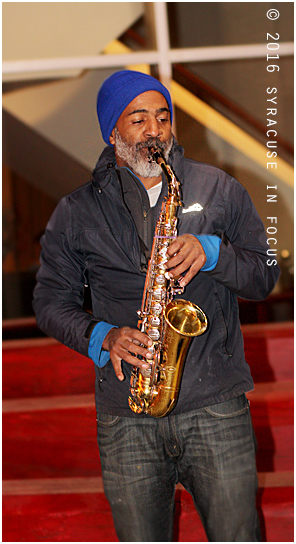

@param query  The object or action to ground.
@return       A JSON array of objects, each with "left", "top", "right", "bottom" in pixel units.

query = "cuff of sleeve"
[
  {"left": 194, "top": 234, "right": 222, "bottom": 271},
  {"left": 88, "top": 322, "right": 117, "bottom": 368}
]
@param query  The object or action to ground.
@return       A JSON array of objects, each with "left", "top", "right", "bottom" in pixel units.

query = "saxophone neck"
[{"left": 149, "top": 148, "right": 182, "bottom": 206}]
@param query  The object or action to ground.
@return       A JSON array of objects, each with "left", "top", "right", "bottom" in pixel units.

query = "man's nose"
[{"left": 144, "top": 117, "right": 161, "bottom": 138}]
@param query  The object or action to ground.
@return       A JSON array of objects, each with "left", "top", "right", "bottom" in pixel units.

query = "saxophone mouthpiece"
[{"left": 148, "top": 148, "right": 162, "bottom": 165}]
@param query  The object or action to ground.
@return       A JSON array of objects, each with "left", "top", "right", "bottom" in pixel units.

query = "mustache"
[{"left": 135, "top": 138, "right": 168, "bottom": 152}]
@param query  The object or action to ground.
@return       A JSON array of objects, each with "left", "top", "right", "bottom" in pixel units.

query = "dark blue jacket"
[{"left": 33, "top": 141, "right": 280, "bottom": 416}]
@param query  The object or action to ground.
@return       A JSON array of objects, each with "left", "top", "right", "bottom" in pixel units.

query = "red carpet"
[{"left": 2, "top": 322, "right": 294, "bottom": 541}]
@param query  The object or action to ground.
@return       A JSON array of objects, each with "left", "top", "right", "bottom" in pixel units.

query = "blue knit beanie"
[{"left": 97, "top": 70, "right": 173, "bottom": 145}]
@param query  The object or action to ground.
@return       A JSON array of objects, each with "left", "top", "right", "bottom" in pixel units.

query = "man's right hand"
[{"left": 102, "top": 327, "right": 153, "bottom": 381}]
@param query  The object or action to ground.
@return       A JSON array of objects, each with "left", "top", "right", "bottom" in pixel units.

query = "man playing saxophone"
[{"left": 33, "top": 70, "right": 280, "bottom": 541}]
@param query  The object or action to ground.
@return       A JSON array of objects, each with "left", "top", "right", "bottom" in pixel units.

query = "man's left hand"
[{"left": 165, "top": 234, "right": 206, "bottom": 288}]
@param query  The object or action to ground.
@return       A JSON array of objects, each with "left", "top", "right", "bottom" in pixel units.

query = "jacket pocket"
[{"left": 214, "top": 291, "right": 232, "bottom": 357}]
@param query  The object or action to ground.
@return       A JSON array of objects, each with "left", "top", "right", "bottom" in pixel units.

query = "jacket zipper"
[
  {"left": 143, "top": 210, "right": 148, "bottom": 249},
  {"left": 214, "top": 292, "right": 232, "bottom": 357}
]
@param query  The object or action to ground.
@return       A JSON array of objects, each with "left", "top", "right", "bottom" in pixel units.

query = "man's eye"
[
  {"left": 132, "top": 119, "right": 144, "bottom": 124},
  {"left": 158, "top": 117, "right": 168, "bottom": 123}
]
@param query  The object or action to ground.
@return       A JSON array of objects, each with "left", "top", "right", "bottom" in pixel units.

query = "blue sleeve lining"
[
  {"left": 194, "top": 234, "right": 222, "bottom": 271},
  {"left": 88, "top": 322, "right": 117, "bottom": 368}
]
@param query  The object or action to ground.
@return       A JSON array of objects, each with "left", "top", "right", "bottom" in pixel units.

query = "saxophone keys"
[
  {"left": 156, "top": 259, "right": 167, "bottom": 271},
  {"left": 152, "top": 287, "right": 165, "bottom": 301},
  {"left": 155, "top": 273, "right": 166, "bottom": 286},
  {"left": 148, "top": 315, "right": 160, "bottom": 327},
  {"left": 147, "top": 328, "right": 160, "bottom": 341},
  {"left": 147, "top": 344, "right": 155, "bottom": 355},
  {"left": 157, "top": 248, "right": 168, "bottom": 262},
  {"left": 140, "top": 367, "right": 152, "bottom": 378},
  {"left": 151, "top": 301, "right": 162, "bottom": 315}
]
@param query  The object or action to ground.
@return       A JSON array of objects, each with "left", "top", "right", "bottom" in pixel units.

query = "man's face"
[{"left": 109, "top": 90, "right": 173, "bottom": 178}]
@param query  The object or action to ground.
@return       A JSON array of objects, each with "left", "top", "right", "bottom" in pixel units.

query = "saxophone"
[{"left": 128, "top": 149, "right": 207, "bottom": 418}]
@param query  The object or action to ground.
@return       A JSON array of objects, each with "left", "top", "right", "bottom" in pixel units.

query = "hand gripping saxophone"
[{"left": 128, "top": 149, "right": 207, "bottom": 418}]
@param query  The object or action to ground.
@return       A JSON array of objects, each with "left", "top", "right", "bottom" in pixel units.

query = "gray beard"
[{"left": 114, "top": 128, "right": 173, "bottom": 178}]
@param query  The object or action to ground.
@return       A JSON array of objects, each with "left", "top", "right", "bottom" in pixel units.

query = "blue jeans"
[{"left": 97, "top": 395, "right": 261, "bottom": 542}]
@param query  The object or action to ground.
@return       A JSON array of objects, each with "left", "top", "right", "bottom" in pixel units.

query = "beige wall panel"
[
  {"left": 3, "top": 2, "right": 143, "bottom": 59},
  {"left": 3, "top": 68, "right": 113, "bottom": 170}
]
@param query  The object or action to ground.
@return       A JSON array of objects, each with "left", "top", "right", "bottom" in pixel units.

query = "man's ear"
[{"left": 109, "top": 128, "right": 116, "bottom": 146}]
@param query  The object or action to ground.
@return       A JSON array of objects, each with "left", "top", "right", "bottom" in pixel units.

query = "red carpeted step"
[
  {"left": 2, "top": 407, "right": 101, "bottom": 480},
  {"left": 249, "top": 391, "right": 294, "bottom": 427},
  {"left": 256, "top": 486, "right": 294, "bottom": 542},
  {"left": 243, "top": 322, "right": 293, "bottom": 383},
  {"left": 247, "top": 381, "right": 294, "bottom": 473},
  {"left": 2, "top": 340, "right": 95, "bottom": 400},
  {"left": 2, "top": 493, "right": 118, "bottom": 542},
  {"left": 255, "top": 424, "right": 294, "bottom": 473}
]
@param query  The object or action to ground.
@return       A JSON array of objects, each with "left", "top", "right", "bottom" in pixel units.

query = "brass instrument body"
[{"left": 128, "top": 150, "right": 207, "bottom": 418}]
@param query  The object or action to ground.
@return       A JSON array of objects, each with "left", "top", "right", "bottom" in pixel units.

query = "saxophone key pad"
[
  {"left": 155, "top": 274, "right": 166, "bottom": 286},
  {"left": 147, "top": 327, "right": 160, "bottom": 341},
  {"left": 151, "top": 302, "right": 162, "bottom": 315},
  {"left": 148, "top": 315, "right": 160, "bottom": 327},
  {"left": 152, "top": 287, "right": 165, "bottom": 301}
]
